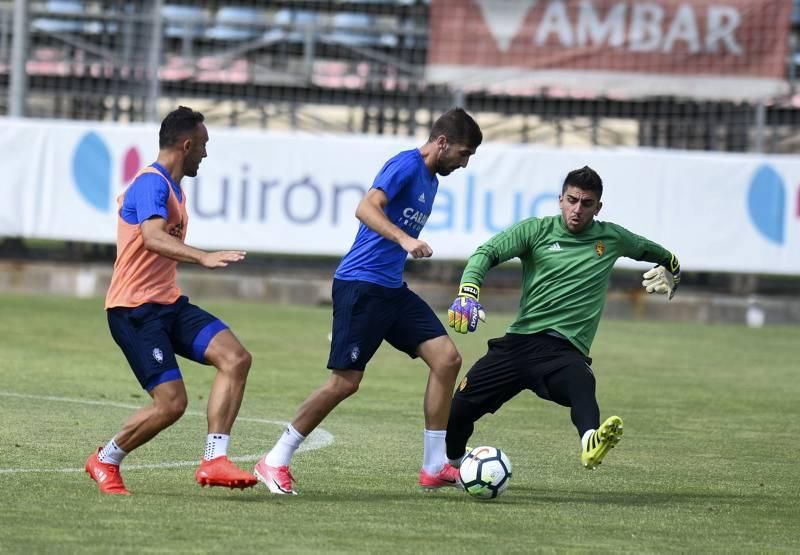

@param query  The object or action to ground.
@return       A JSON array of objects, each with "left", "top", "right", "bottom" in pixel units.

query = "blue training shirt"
[
  {"left": 335, "top": 149, "right": 438, "bottom": 288},
  {"left": 119, "top": 162, "right": 183, "bottom": 225}
]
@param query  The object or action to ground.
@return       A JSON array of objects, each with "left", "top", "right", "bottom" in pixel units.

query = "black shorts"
[
  {"left": 327, "top": 279, "right": 447, "bottom": 371},
  {"left": 107, "top": 296, "right": 228, "bottom": 391},
  {"left": 454, "top": 332, "right": 593, "bottom": 413}
]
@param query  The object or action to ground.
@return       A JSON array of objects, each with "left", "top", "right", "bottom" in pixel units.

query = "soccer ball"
[{"left": 458, "top": 446, "right": 512, "bottom": 500}]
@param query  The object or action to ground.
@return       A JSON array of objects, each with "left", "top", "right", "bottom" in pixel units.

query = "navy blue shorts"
[
  {"left": 107, "top": 295, "right": 228, "bottom": 391},
  {"left": 327, "top": 279, "right": 447, "bottom": 371}
]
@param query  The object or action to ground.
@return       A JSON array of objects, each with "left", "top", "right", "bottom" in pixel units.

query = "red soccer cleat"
[
  {"left": 85, "top": 448, "right": 131, "bottom": 495},
  {"left": 418, "top": 463, "right": 461, "bottom": 490},
  {"left": 195, "top": 456, "right": 258, "bottom": 489}
]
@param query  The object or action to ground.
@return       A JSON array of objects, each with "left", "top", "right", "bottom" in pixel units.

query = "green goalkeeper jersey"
[{"left": 461, "top": 215, "right": 675, "bottom": 355}]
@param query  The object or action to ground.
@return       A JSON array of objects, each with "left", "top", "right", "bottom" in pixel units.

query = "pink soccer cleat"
[
  {"left": 253, "top": 457, "right": 298, "bottom": 495},
  {"left": 418, "top": 463, "right": 461, "bottom": 490}
]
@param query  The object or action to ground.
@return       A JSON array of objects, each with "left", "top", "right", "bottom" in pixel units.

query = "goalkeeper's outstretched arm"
[{"left": 449, "top": 218, "right": 538, "bottom": 333}]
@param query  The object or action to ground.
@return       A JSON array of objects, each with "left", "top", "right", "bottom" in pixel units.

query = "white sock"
[
  {"left": 265, "top": 424, "right": 305, "bottom": 467},
  {"left": 448, "top": 450, "right": 467, "bottom": 468},
  {"left": 422, "top": 429, "right": 447, "bottom": 474},
  {"left": 204, "top": 433, "right": 229, "bottom": 461},
  {"left": 581, "top": 429, "right": 595, "bottom": 451},
  {"left": 98, "top": 438, "right": 127, "bottom": 466}
]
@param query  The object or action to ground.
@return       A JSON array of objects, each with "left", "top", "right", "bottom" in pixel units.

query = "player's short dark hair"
[
  {"left": 562, "top": 166, "right": 603, "bottom": 199},
  {"left": 159, "top": 106, "right": 205, "bottom": 149},
  {"left": 429, "top": 108, "right": 482, "bottom": 149}
]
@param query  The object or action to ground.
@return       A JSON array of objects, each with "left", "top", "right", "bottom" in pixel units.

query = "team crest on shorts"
[
  {"left": 458, "top": 377, "right": 468, "bottom": 391},
  {"left": 350, "top": 346, "right": 360, "bottom": 362},
  {"left": 595, "top": 240, "right": 605, "bottom": 257},
  {"left": 152, "top": 348, "right": 164, "bottom": 364}
]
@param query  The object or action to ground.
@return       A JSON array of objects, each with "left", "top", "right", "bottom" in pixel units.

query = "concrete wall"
[{"left": 1, "top": 261, "right": 798, "bottom": 326}]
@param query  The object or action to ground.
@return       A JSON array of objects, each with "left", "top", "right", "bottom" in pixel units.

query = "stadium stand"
[{"left": 0, "top": 0, "right": 795, "bottom": 152}]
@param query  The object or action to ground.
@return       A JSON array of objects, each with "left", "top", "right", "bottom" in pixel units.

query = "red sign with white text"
[{"left": 427, "top": 0, "right": 792, "bottom": 99}]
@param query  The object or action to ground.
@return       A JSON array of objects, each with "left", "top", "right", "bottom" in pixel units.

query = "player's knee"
[
  {"left": 449, "top": 351, "right": 463, "bottom": 373},
  {"left": 334, "top": 379, "right": 359, "bottom": 399},
  {"left": 157, "top": 394, "right": 187, "bottom": 424},
  {"left": 432, "top": 350, "right": 462, "bottom": 379},
  {"left": 218, "top": 347, "right": 252, "bottom": 379},
  {"left": 234, "top": 348, "right": 253, "bottom": 375},
  {"left": 328, "top": 373, "right": 360, "bottom": 399}
]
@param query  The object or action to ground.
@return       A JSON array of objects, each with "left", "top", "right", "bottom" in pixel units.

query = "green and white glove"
[{"left": 642, "top": 255, "right": 681, "bottom": 300}]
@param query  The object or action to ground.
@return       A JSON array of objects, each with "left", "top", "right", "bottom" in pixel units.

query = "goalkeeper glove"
[
  {"left": 642, "top": 255, "right": 681, "bottom": 300},
  {"left": 448, "top": 283, "right": 486, "bottom": 334}
]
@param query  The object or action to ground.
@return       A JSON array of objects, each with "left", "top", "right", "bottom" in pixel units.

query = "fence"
[{"left": 1, "top": 0, "right": 799, "bottom": 153}]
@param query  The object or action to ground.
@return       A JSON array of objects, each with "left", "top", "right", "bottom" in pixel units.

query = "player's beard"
[
  {"left": 436, "top": 160, "right": 456, "bottom": 176},
  {"left": 184, "top": 160, "right": 200, "bottom": 177}
]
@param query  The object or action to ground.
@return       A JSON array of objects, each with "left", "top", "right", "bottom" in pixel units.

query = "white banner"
[{"left": 1, "top": 118, "right": 799, "bottom": 275}]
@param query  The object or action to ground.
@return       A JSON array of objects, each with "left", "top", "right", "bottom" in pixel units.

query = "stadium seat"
[
  {"left": 323, "top": 12, "right": 398, "bottom": 48},
  {"left": 161, "top": 4, "right": 207, "bottom": 40},
  {"left": 32, "top": 0, "right": 85, "bottom": 34},
  {"left": 272, "top": 9, "right": 320, "bottom": 44},
  {"left": 205, "top": 7, "right": 266, "bottom": 41}
]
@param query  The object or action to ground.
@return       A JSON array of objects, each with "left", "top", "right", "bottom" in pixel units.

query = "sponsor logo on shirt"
[
  {"left": 546, "top": 242, "right": 562, "bottom": 251},
  {"left": 418, "top": 192, "right": 426, "bottom": 203},
  {"left": 400, "top": 207, "right": 429, "bottom": 232}
]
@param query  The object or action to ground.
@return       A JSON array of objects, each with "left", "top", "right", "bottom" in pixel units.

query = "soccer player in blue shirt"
[{"left": 255, "top": 108, "right": 483, "bottom": 494}]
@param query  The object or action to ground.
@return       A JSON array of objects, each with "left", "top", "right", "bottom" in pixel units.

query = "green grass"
[{"left": 0, "top": 293, "right": 798, "bottom": 553}]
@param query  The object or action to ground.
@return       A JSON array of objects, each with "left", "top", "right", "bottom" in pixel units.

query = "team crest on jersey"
[
  {"left": 595, "top": 240, "right": 605, "bottom": 257},
  {"left": 350, "top": 346, "right": 360, "bottom": 362},
  {"left": 458, "top": 377, "right": 468, "bottom": 391},
  {"left": 152, "top": 348, "right": 164, "bottom": 363}
]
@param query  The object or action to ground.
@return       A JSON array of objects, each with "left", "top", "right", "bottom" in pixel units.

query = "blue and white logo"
[
  {"left": 350, "top": 346, "right": 360, "bottom": 362},
  {"left": 71, "top": 131, "right": 141, "bottom": 213},
  {"left": 152, "top": 348, "right": 164, "bottom": 364},
  {"left": 747, "top": 165, "right": 787, "bottom": 245}
]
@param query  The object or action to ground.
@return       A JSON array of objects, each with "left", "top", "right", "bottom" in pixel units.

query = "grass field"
[{"left": 1, "top": 293, "right": 798, "bottom": 553}]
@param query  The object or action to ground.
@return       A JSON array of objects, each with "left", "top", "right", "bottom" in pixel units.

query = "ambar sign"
[{"left": 429, "top": 0, "right": 791, "bottom": 77}]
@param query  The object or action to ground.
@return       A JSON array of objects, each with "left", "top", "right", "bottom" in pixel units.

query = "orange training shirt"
[{"left": 105, "top": 166, "right": 188, "bottom": 309}]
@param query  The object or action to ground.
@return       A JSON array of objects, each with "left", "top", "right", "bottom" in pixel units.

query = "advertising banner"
[
  {"left": 427, "top": 0, "right": 792, "bottom": 100},
  {"left": 1, "top": 118, "right": 799, "bottom": 274}
]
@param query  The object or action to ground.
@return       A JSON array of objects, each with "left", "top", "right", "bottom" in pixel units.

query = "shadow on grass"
[
  {"left": 502, "top": 484, "right": 754, "bottom": 506},
  {"left": 126, "top": 483, "right": 758, "bottom": 508}
]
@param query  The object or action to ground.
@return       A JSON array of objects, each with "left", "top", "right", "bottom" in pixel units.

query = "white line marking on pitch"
[{"left": 0, "top": 391, "right": 334, "bottom": 474}]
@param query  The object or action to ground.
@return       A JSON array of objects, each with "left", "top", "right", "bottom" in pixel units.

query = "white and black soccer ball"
[{"left": 458, "top": 446, "right": 512, "bottom": 500}]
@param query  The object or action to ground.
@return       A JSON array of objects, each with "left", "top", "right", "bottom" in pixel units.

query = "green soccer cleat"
[{"left": 581, "top": 415, "right": 624, "bottom": 470}]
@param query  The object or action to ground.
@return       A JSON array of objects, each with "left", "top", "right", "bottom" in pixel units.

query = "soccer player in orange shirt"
[{"left": 84, "top": 106, "right": 257, "bottom": 494}]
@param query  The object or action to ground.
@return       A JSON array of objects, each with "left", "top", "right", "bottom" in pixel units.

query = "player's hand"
[
  {"left": 202, "top": 250, "right": 246, "bottom": 269},
  {"left": 448, "top": 283, "right": 486, "bottom": 333},
  {"left": 642, "top": 263, "right": 680, "bottom": 300},
  {"left": 400, "top": 237, "right": 433, "bottom": 259}
]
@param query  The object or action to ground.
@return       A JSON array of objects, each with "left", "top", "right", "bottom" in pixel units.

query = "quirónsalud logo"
[
  {"left": 72, "top": 132, "right": 140, "bottom": 212},
  {"left": 746, "top": 165, "right": 798, "bottom": 245}
]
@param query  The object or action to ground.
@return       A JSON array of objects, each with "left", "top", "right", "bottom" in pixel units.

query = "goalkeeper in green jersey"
[{"left": 446, "top": 166, "right": 680, "bottom": 470}]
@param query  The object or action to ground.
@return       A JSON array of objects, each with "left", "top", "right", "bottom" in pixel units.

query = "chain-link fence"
[{"left": 1, "top": 0, "right": 799, "bottom": 151}]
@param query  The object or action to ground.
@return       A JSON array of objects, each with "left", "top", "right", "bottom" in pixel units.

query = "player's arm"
[
  {"left": 140, "top": 217, "right": 245, "bottom": 269},
  {"left": 355, "top": 188, "right": 432, "bottom": 259},
  {"left": 449, "top": 219, "right": 539, "bottom": 333},
  {"left": 617, "top": 226, "right": 681, "bottom": 300}
]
